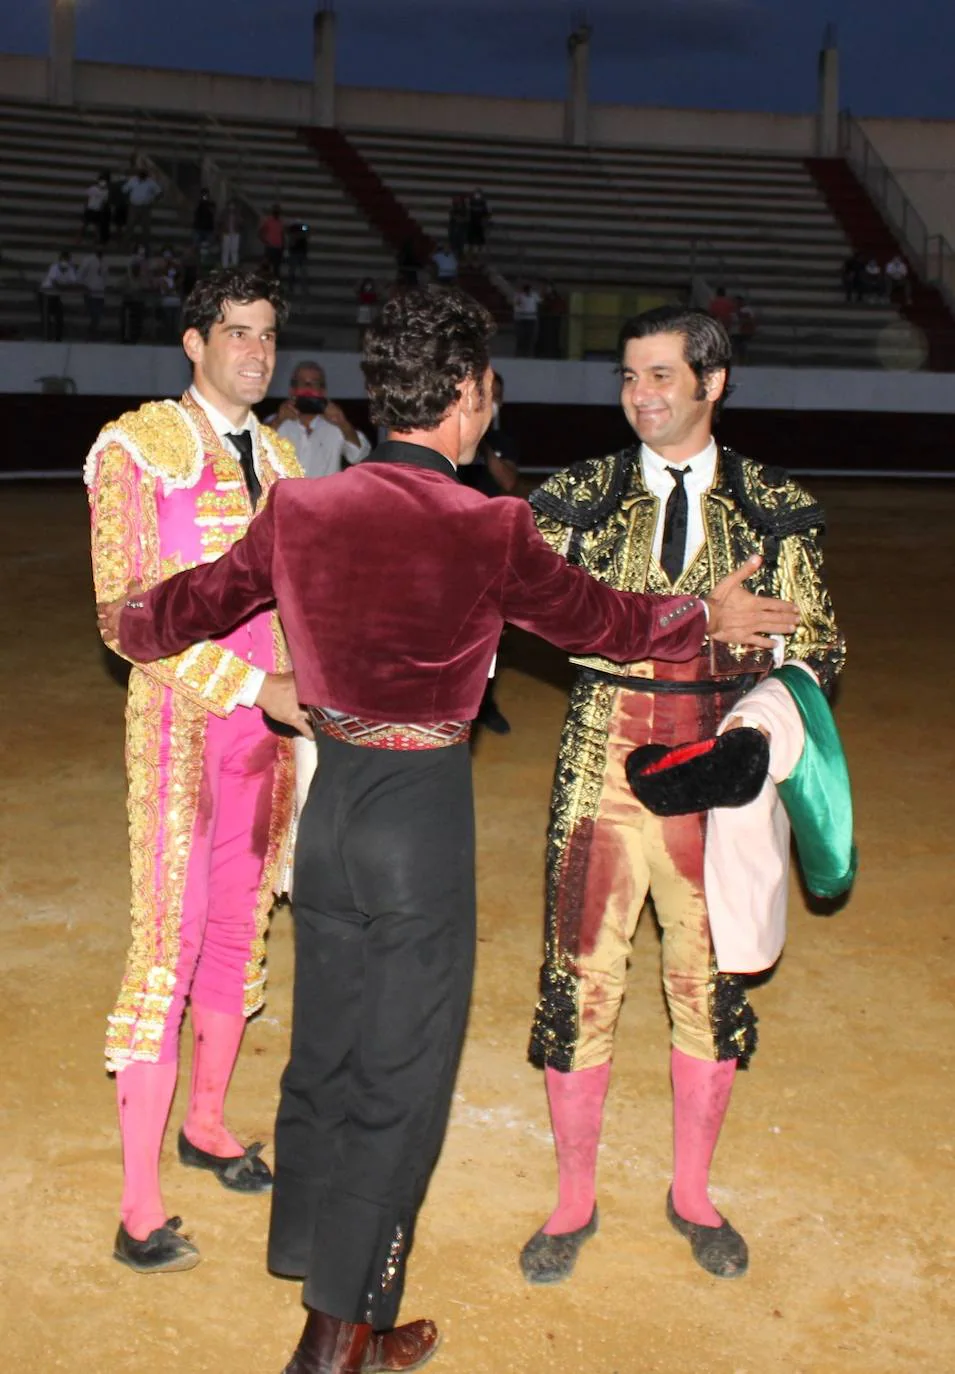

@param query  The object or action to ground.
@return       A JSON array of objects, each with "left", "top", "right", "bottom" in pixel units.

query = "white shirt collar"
[
  {"left": 640, "top": 437, "right": 718, "bottom": 492},
  {"left": 189, "top": 384, "right": 258, "bottom": 443}
]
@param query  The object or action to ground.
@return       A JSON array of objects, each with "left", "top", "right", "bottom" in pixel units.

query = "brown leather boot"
[
  {"left": 363, "top": 1319, "right": 441, "bottom": 1372},
  {"left": 282, "top": 1309, "right": 371, "bottom": 1374}
]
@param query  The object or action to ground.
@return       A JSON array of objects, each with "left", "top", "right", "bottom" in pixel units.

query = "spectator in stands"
[
  {"left": 431, "top": 241, "right": 459, "bottom": 284},
  {"left": 862, "top": 256, "right": 885, "bottom": 302},
  {"left": 466, "top": 187, "right": 491, "bottom": 262},
  {"left": 286, "top": 220, "right": 310, "bottom": 297},
  {"left": 259, "top": 204, "right": 286, "bottom": 278},
  {"left": 108, "top": 170, "right": 130, "bottom": 242},
  {"left": 731, "top": 297, "right": 757, "bottom": 364},
  {"left": 885, "top": 253, "right": 912, "bottom": 305},
  {"left": 155, "top": 246, "right": 182, "bottom": 343},
  {"left": 513, "top": 281, "right": 542, "bottom": 357},
  {"left": 193, "top": 188, "right": 216, "bottom": 253},
  {"left": 448, "top": 194, "right": 469, "bottom": 259},
  {"left": 124, "top": 166, "right": 163, "bottom": 252},
  {"left": 39, "top": 250, "right": 77, "bottom": 341},
  {"left": 356, "top": 277, "right": 379, "bottom": 345},
  {"left": 81, "top": 174, "right": 111, "bottom": 245},
  {"left": 537, "top": 279, "right": 567, "bottom": 358},
  {"left": 219, "top": 197, "right": 243, "bottom": 268},
  {"left": 271, "top": 359, "right": 372, "bottom": 477},
  {"left": 396, "top": 238, "right": 420, "bottom": 288},
  {"left": 707, "top": 285, "right": 737, "bottom": 330},
  {"left": 841, "top": 250, "right": 865, "bottom": 303},
  {"left": 121, "top": 250, "right": 148, "bottom": 344},
  {"left": 78, "top": 248, "right": 109, "bottom": 340}
]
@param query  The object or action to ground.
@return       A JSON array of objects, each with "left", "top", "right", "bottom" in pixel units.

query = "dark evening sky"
[{"left": 2, "top": 1, "right": 951, "bottom": 120}]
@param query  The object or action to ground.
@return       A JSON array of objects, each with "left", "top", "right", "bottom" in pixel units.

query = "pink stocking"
[
  {"left": 542, "top": 1062, "right": 611, "bottom": 1235},
  {"left": 182, "top": 1004, "right": 246, "bottom": 1158},
  {"left": 670, "top": 1047, "right": 737, "bottom": 1227},
  {"left": 117, "top": 1060, "right": 178, "bottom": 1240}
]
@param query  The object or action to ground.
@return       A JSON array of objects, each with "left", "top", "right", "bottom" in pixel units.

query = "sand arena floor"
[{"left": 1, "top": 479, "right": 953, "bottom": 1374}]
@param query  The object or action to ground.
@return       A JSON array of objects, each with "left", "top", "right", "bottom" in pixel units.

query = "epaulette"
[
  {"left": 84, "top": 399, "right": 203, "bottom": 489},
  {"left": 530, "top": 447, "right": 639, "bottom": 529},
  {"left": 721, "top": 448, "right": 826, "bottom": 539},
  {"left": 258, "top": 424, "right": 303, "bottom": 479}
]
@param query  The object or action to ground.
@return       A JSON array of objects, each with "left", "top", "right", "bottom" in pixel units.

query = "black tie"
[
  {"left": 660, "top": 465, "right": 690, "bottom": 584},
  {"left": 228, "top": 431, "right": 261, "bottom": 509}
]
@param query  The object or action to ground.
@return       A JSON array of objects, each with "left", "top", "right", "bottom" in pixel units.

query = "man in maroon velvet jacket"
[{"left": 100, "top": 287, "right": 797, "bottom": 1374}]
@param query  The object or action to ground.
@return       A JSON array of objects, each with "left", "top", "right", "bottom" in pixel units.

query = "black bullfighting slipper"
[
  {"left": 626, "top": 727, "right": 769, "bottom": 816},
  {"left": 666, "top": 1189, "right": 748, "bottom": 1279},
  {"left": 518, "top": 1206, "right": 599, "bottom": 1284},
  {"left": 177, "top": 1128, "right": 273, "bottom": 1193},
  {"left": 113, "top": 1215, "right": 200, "bottom": 1274}
]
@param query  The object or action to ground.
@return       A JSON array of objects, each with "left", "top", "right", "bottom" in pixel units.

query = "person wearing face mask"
[
  {"left": 520, "top": 305, "right": 845, "bottom": 1287},
  {"left": 85, "top": 267, "right": 304, "bottom": 1276},
  {"left": 272, "top": 360, "right": 372, "bottom": 479}
]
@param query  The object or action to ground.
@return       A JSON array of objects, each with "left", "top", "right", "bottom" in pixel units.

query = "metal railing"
[{"left": 839, "top": 109, "right": 955, "bottom": 311}]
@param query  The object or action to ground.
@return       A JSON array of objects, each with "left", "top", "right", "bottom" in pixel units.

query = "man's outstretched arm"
[{"left": 99, "top": 483, "right": 280, "bottom": 661}]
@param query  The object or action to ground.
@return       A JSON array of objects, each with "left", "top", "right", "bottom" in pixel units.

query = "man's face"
[
  {"left": 186, "top": 298, "right": 277, "bottom": 412},
  {"left": 290, "top": 365, "right": 326, "bottom": 400},
  {"left": 458, "top": 364, "right": 495, "bottom": 465},
  {"left": 618, "top": 331, "right": 721, "bottom": 454}
]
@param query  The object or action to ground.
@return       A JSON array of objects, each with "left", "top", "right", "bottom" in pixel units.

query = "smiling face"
[
  {"left": 618, "top": 330, "right": 724, "bottom": 462},
  {"left": 183, "top": 298, "right": 278, "bottom": 424}
]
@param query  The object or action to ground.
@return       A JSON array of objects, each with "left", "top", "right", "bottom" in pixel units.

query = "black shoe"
[
  {"left": 666, "top": 1188, "right": 748, "bottom": 1278},
  {"left": 113, "top": 1216, "right": 200, "bottom": 1273},
  {"left": 177, "top": 1128, "right": 273, "bottom": 1193},
  {"left": 518, "top": 1206, "right": 598, "bottom": 1284},
  {"left": 477, "top": 700, "right": 511, "bottom": 735}
]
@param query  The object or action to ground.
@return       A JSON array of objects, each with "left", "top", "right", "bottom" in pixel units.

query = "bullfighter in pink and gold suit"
[{"left": 86, "top": 269, "right": 304, "bottom": 1274}]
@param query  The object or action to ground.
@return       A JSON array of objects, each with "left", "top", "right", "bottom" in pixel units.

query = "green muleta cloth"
[{"left": 771, "top": 664, "right": 858, "bottom": 899}]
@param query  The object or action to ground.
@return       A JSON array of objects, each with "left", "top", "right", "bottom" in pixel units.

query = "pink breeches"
[{"left": 155, "top": 707, "right": 281, "bottom": 1062}]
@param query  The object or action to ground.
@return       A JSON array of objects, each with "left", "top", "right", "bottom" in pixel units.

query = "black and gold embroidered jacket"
[{"left": 530, "top": 444, "right": 846, "bottom": 692}]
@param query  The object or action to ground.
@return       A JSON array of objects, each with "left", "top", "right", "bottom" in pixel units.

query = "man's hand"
[
  {"left": 323, "top": 401, "right": 360, "bottom": 446},
  {"left": 255, "top": 672, "right": 315, "bottom": 739},
  {"left": 275, "top": 399, "right": 300, "bottom": 426},
  {"left": 704, "top": 555, "right": 799, "bottom": 648},
  {"left": 96, "top": 579, "right": 143, "bottom": 649}
]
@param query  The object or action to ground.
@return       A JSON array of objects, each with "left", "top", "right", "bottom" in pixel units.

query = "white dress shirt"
[
  {"left": 640, "top": 438, "right": 718, "bottom": 576},
  {"left": 188, "top": 385, "right": 267, "bottom": 707},
  {"left": 275, "top": 414, "right": 371, "bottom": 478}
]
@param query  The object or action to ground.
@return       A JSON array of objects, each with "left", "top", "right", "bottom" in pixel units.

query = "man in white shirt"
[
  {"left": 123, "top": 167, "right": 163, "bottom": 251},
  {"left": 884, "top": 253, "right": 911, "bottom": 304},
  {"left": 520, "top": 305, "right": 845, "bottom": 1287},
  {"left": 40, "top": 250, "right": 77, "bottom": 340},
  {"left": 86, "top": 266, "right": 306, "bottom": 1276},
  {"left": 431, "top": 242, "right": 458, "bottom": 284},
  {"left": 78, "top": 249, "right": 109, "bottom": 340},
  {"left": 272, "top": 359, "right": 372, "bottom": 478},
  {"left": 513, "top": 282, "right": 541, "bottom": 357}
]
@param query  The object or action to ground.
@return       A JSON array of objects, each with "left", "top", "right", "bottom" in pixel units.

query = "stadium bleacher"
[{"left": 0, "top": 95, "right": 917, "bottom": 365}]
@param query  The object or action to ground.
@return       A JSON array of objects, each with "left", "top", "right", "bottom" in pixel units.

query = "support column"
[
  {"left": 815, "top": 22, "right": 839, "bottom": 157},
  {"left": 49, "top": 0, "right": 75, "bottom": 106},
  {"left": 312, "top": 5, "right": 337, "bottom": 128},
  {"left": 564, "top": 20, "right": 591, "bottom": 148}
]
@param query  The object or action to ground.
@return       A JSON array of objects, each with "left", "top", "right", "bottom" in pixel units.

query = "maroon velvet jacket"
[{"left": 118, "top": 442, "right": 707, "bottom": 723}]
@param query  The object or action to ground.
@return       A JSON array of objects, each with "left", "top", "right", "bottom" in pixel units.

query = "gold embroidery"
[{"left": 244, "top": 736, "right": 296, "bottom": 1014}]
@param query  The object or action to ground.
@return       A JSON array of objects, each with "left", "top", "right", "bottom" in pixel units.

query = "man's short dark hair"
[
  {"left": 182, "top": 267, "right": 289, "bottom": 341},
  {"left": 617, "top": 305, "right": 734, "bottom": 413},
  {"left": 362, "top": 285, "right": 495, "bottom": 431}
]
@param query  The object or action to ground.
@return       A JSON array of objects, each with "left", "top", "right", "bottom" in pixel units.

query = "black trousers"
[{"left": 268, "top": 736, "right": 476, "bottom": 1328}]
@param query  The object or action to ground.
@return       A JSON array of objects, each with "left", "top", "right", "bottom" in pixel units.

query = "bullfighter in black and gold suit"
[{"left": 520, "top": 307, "right": 845, "bottom": 1285}]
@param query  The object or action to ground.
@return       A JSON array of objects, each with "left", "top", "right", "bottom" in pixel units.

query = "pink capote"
[{"left": 705, "top": 669, "right": 814, "bottom": 974}]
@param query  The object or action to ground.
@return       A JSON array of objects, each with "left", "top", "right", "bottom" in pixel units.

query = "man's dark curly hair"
[
  {"left": 362, "top": 285, "right": 496, "bottom": 431},
  {"left": 617, "top": 305, "right": 735, "bottom": 417},
  {"left": 182, "top": 266, "right": 289, "bottom": 341}
]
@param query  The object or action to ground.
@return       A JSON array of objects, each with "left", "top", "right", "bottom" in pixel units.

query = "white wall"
[
  {"left": 3, "top": 341, "right": 953, "bottom": 414},
  {"left": 862, "top": 118, "right": 955, "bottom": 250}
]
